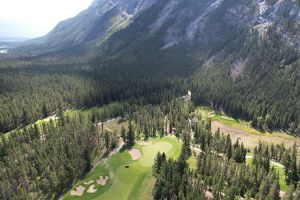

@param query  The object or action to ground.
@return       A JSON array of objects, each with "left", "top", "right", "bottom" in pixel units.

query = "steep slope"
[
  {"left": 95, "top": 0, "right": 300, "bottom": 132},
  {"left": 15, "top": 0, "right": 158, "bottom": 54}
]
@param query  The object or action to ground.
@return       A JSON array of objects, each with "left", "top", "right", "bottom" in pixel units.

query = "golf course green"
[{"left": 63, "top": 136, "right": 182, "bottom": 200}]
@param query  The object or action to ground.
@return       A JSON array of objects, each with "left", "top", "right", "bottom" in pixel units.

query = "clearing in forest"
[
  {"left": 63, "top": 136, "right": 181, "bottom": 200},
  {"left": 246, "top": 155, "right": 288, "bottom": 191},
  {"left": 196, "top": 107, "right": 300, "bottom": 150}
]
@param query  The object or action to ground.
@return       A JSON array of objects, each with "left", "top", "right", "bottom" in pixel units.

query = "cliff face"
[{"left": 145, "top": 0, "right": 300, "bottom": 50}]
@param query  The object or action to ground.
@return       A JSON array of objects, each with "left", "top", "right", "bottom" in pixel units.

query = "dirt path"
[
  {"left": 42, "top": 115, "right": 58, "bottom": 122},
  {"left": 246, "top": 155, "right": 285, "bottom": 169},
  {"left": 211, "top": 121, "right": 300, "bottom": 149}
]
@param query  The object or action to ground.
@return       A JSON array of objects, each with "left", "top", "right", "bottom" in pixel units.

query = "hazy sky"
[{"left": 0, "top": 0, "right": 94, "bottom": 38}]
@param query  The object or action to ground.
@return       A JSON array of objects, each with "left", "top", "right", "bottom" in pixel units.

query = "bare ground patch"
[
  {"left": 43, "top": 115, "right": 58, "bottom": 122},
  {"left": 212, "top": 121, "right": 300, "bottom": 150},
  {"left": 84, "top": 180, "right": 94, "bottom": 185},
  {"left": 87, "top": 184, "right": 97, "bottom": 193},
  {"left": 128, "top": 148, "right": 142, "bottom": 160},
  {"left": 70, "top": 185, "right": 85, "bottom": 196},
  {"left": 97, "top": 176, "right": 109, "bottom": 186}
]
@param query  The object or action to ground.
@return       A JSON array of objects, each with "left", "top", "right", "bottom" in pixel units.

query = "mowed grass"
[
  {"left": 246, "top": 156, "right": 288, "bottom": 191},
  {"left": 187, "top": 156, "right": 197, "bottom": 170},
  {"left": 63, "top": 136, "right": 182, "bottom": 200}
]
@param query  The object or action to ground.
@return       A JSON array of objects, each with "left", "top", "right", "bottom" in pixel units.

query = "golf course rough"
[{"left": 63, "top": 136, "right": 182, "bottom": 200}]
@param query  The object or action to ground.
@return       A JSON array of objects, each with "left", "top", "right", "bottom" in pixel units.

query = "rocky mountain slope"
[
  {"left": 15, "top": 0, "right": 300, "bottom": 54},
  {"left": 16, "top": 0, "right": 158, "bottom": 54}
]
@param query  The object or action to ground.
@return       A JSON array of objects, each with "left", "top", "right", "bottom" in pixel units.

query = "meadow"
[{"left": 196, "top": 107, "right": 300, "bottom": 149}]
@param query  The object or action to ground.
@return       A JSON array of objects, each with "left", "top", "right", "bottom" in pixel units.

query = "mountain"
[
  {"left": 16, "top": 0, "right": 300, "bottom": 53},
  {"left": 15, "top": 0, "right": 158, "bottom": 54},
  {"left": 10, "top": 0, "right": 300, "bottom": 131}
]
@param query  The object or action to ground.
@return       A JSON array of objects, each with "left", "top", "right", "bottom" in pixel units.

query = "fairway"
[{"left": 63, "top": 136, "right": 181, "bottom": 200}]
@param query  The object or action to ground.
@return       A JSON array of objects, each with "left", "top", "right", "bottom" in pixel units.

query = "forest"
[
  {"left": 0, "top": 20, "right": 299, "bottom": 136},
  {"left": 1, "top": 95, "right": 300, "bottom": 199},
  {"left": 0, "top": 0, "right": 300, "bottom": 198}
]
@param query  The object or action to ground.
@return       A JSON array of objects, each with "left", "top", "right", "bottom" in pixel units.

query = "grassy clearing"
[
  {"left": 65, "top": 107, "right": 95, "bottom": 120},
  {"left": 2, "top": 105, "right": 126, "bottom": 138},
  {"left": 63, "top": 136, "right": 182, "bottom": 200},
  {"left": 187, "top": 156, "right": 197, "bottom": 170},
  {"left": 196, "top": 106, "right": 300, "bottom": 151},
  {"left": 246, "top": 156, "right": 288, "bottom": 191},
  {"left": 272, "top": 164, "right": 288, "bottom": 191},
  {"left": 196, "top": 107, "right": 262, "bottom": 135},
  {"left": 105, "top": 119, "right": 128, "bottom": 133},
  {"left": 196, "top": 107, "right": 292, "bottom": 137}
]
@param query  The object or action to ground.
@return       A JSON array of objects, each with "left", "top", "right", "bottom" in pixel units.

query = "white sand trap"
[
  {"left": 70, "top": 185, "right": 85, "bottom": 196},
  {"left": 84, "top": 180, "right": 94, "bottom": 185},
  {"left": 138, "top": 141, "right": 152, "bottom": 146},
  {"left": 128, "top": 148, "right": 142, "bottom": 160},
  {"left": 87, "top": 184, "right": 97, "bottom": 193},
  {"left": 97, "top": 176, "right": 109, "bottom": 186}
]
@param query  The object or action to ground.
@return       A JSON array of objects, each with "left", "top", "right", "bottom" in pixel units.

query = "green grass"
[
  {"left": 65, "top": 107, "right": 95, "bottom": 119},
  {"left": 187, "top": 156, "right": 197, "bottom": 170},
  {"left": 139, "top": 142, "right": 173, "bottom": 167},
  {"left": 2, "top": 105, "right": 126, "bottom": 139},
  {"left": 105, "top": 120, "right": 128, "bottom": 133},
  {"left": 246, "top": 155, "right": 288, "bottom": 191},
  {"left": 196, "top": 106, "right": 292, "bottom": 138},
  {"left": 271, "top": 163, "right": 288, "bottom": 191},
  {"left": 63, "top": 136, "right": 182, "bottom": 200}
]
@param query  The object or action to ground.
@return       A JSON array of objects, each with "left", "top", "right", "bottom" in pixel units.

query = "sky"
[{"left": 0, "top": 0, "right": 94, "bottom": 38}]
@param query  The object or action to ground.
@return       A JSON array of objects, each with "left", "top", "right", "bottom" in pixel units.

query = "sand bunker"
[
  {"left": 87, "top": 184, "right": 97, "bottom": 193},
  {"left": 84, "top": 180, "right": 94, "bottom": 185},
  {"left": 70, "top": 185, "right": 85, "bottom": 196},
  {"left": 97, "top": 176, "right": 109, "bottom": 186},
  {"left": 128, "top": 148, "right": 142, "bottom": 160},
  {"left": 138, "top": 141, "right": 152, "bottom": 146}
]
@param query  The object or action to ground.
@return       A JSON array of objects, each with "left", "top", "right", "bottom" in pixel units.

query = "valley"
[{"left": 1, "top": 0, "right": 300, "bottom": 199}]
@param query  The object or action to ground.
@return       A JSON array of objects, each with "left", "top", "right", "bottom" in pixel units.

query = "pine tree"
[
  {"left": 226, "top": 134, "right": 232, "bottom": 159},
  {"left": 42, "top": 103, "right": 49, "bottom": 118},
  {"left": 127, "top": 120, "right": 135, "bottom": 146},
  {"left": 267, "top": 181, "right": 280, "bottom": 200},
  {"left": 153, "top": 152, "right": 162, "bottom": 177},
  {"left": 121, "top": 125, "right": 126, "bottom": 142},
  {"left": 57, "top": 103, "right": 65, "bottom": 127},
  {"left": 287, "top": 144, "right": 299, "bottom": 185}
]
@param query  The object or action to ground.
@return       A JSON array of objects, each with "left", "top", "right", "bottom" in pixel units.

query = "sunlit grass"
[
  {"left": 196, "top": 106, "right": 292, "bottom": 138},
  {"left": 246, "top": 155, "right": 288, "bottom": 191},
  {"left": 64, "top": 136, "right": 182, "bottom": 200}
]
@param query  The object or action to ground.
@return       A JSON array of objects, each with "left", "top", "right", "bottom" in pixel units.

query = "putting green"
[
  {"left": 140, "top": 142, "right": 172, "bottom": 166},
  {"left": 63, "top": 136, "right": 181, "bottom": 200}
]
